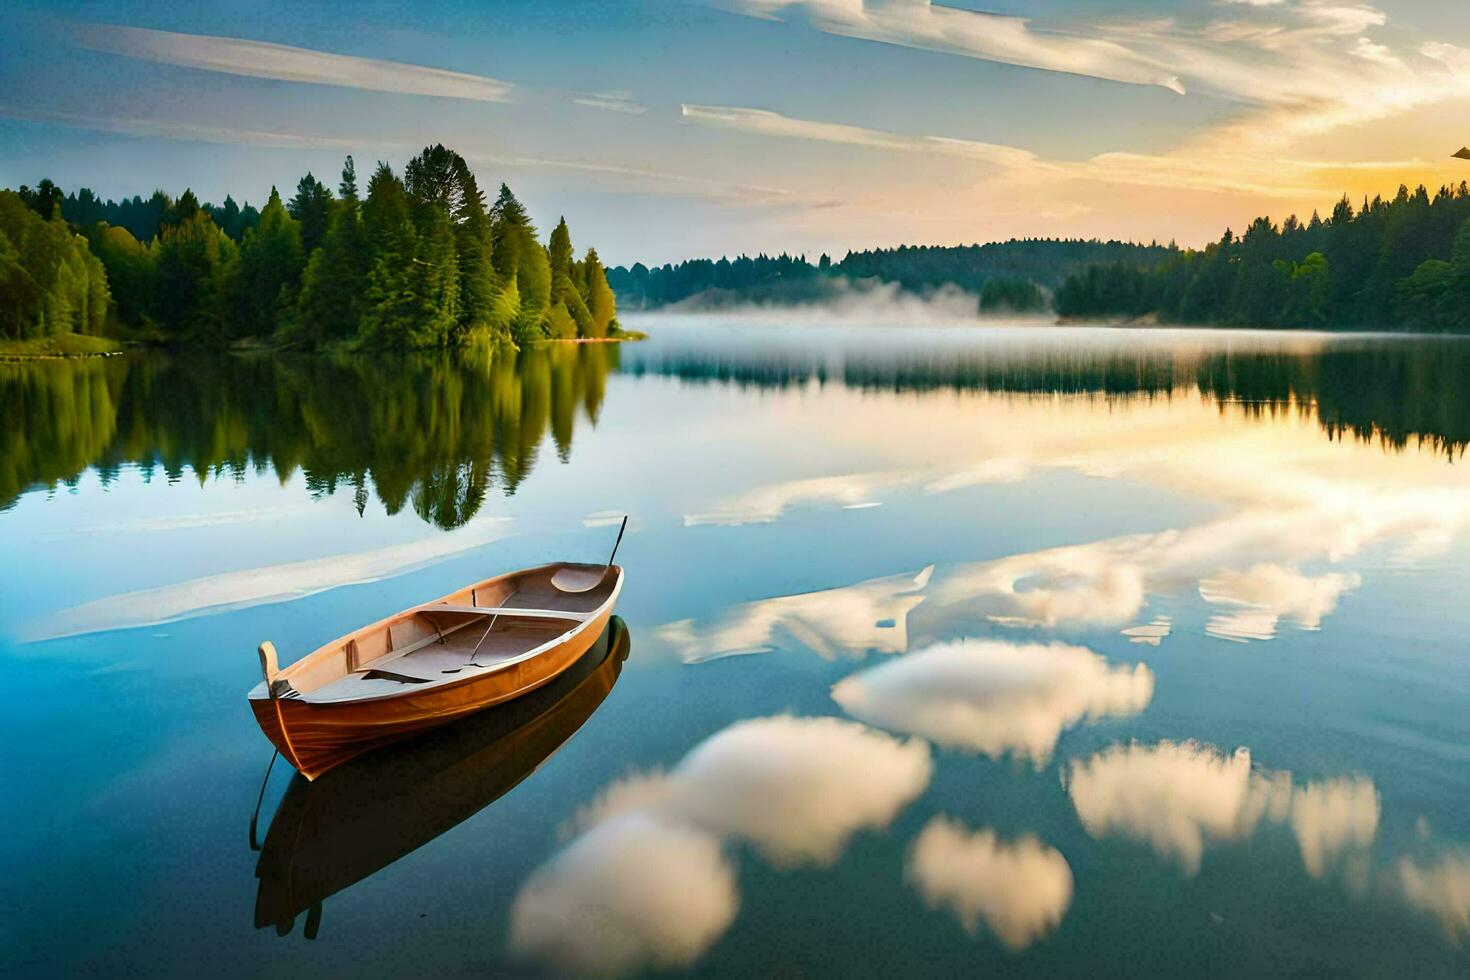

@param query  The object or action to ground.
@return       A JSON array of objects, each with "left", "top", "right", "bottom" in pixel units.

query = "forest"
[
  {"left": 1054, "top": 182, "right": 1470, "bottom": 331},
  {"left": 1, "top": 144, "right": 619, "bottom": 348},
  {"left": 607, "top": 239, "right": 1174, "bottom": 312}
]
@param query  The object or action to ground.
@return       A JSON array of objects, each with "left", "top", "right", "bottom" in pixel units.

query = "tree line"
[
  {"left": 607, "top": 239, "right": 1174, "bottom": 312},
  {"left": 1054, "top": 182, "right": 1470, "bottom": 331},
  {"left": 3, "top": 143, "right": 618, "bottom": 348}
]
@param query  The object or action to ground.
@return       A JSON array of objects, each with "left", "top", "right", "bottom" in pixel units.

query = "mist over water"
[{"left": 664, "top": 277, "right": 999, "bottom": 324}]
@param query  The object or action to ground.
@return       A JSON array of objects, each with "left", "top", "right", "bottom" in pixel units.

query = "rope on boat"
[{"left": 248, "top": 749, "right": 279, "bottom": 851}]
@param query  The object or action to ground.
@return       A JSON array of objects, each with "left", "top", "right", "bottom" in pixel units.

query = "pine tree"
[
  {"left": 584, "top": 247, "right": 616, "bottom": 338},
  {"left": 152, "top": 209, "right": 234, "bottom": 342},
  {"left": 361, "top": 163, "right": 422, "bottom": 348},
  {"left": 288, "top": 173, "right": 333, "bottom": 256},
  {"left": 295, "top": 157, "right": 370, "bottom": 344},
  {"left": 234, "top": 187, "right": 304, "bottom": 337}
]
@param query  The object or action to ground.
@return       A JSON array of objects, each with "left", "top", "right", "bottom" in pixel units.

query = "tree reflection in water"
[{"left": 0, "top": 343, "right": 618, "bottom": 529}]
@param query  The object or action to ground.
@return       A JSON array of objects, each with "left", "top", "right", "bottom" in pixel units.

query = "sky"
[{"left": 4, "top": 0, "right": 1470, "bottom": 266}]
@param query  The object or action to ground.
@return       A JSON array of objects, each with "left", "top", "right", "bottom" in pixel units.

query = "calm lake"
[{"left": 2, "top": 318, "right": 1469, "bottom": 976}]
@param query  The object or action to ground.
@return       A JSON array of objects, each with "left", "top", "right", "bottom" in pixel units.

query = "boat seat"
[{"left": 415, "top": 604, "right": 593, "bottom": 623}]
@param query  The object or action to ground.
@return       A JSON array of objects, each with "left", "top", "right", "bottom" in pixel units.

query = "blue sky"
[{"left": 4, "top": 0, "right": 1470, "bottom": 264}]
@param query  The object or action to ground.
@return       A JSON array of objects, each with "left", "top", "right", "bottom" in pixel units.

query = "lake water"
[{"left": 3, "top": 319, "right": 1469, "bottom": 976}]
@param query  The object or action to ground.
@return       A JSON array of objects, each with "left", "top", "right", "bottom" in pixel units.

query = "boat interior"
[{"left": 262, "top": 564, "right": 619, "bottom": 704}]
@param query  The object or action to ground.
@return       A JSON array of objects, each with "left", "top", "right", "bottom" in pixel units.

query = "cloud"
[
  {"left": 732, "top": 1, "right": 1186, "bottom": 93},
  {"left": 1290, "top": 778, "right": 1381, "bottom": 879},
  {"left": 69, "top": 23, "right": 515, "bottom": 102},
  {"left": 682, "top": 104, "right": 1040, "bottom": 169},
  {"left": 1121, "top": 616, "right": 1173, "bottom": 646},
  {"left": 0, "top": 103, "right": 818, "bottom": 209},
  {"left": 21, "top": 518, "right": 514, "bottom": 642},
  {"left": 1066, "top": 742, "right": 1274, "bottom": 874},
  {"left": 0, "top": 104, "right": 379, "bottom": 152},
  {"left": 678, "top": 101, "right": 1437, "bottom": 202},
  {"left": 575, "top": 715, "right": 934, "bottom": 866},
  {"left": 508, "top": 813, "right": 738, "bottom": 976},
  {"left": 658, "top": 566, "right": 931, "bottom": 663},
  {"left": 464, "top": 150, "right": 826, "bottom": 207},
  {"left": 1398, "top": 851, "right": 1470, "bottom": 944},
  {"left": 908, "top": 817, "right": 1073, "bottom": 950},
  {"left": 1200, "top": 563, "right": 1362, "bottom": 642},
  {"left": 683, "top": 470, "right": 912, "bottom": 526},
  {"left": 710, "top": 0, "right": 1470, "bottom": 216},
  {"left": 1065, "top": 741, "right": 1379, "bottom": 878},
  {"left": 511, "top": 715, "right": 931, "bottom": 974},
  {"left": 831, "top": 638, "right": 1153, "bottom": 764},
  {"left": 574, "top": 91, "right": 647, "bottom": 114}
]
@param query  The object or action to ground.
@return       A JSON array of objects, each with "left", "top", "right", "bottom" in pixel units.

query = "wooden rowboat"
[
  {"left": 248, "top": 560, "right": 624, "bottom": 780},
  {"left": 254, "top": 616, "right": 630, "bottom": 938}
]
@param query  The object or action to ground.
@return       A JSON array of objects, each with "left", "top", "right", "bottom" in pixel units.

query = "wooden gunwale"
[{"left": 249, "top": 562, "right": 622, "bottom": 706}]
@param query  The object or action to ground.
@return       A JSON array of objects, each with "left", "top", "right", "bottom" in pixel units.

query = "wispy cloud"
[
  {"left": 0, "top": 103, "right": 380, "bottom": 152},
  {"left": 21, "top": 519, "right": 515, "bottom": 642},
  {"left": 682, "top": 104, "right": 1038, "bottom": 169},
  {"left": 715, "top": 0, "right": 1470, "bottom": 216},
  {"left": 678, "top": 102, "right": 1435, "bottom": 200},
  {"left": 573, "top": 90, "right": 647, "bottom": 115},
  {"left": 732, "top": 0, "right": 1186, "bottom": 94},
  {"left": 68, "top": 22, "right": 515, "bottom": 102},
  {"left": 0, "top": 103, "right": 818, "bottom": 209}
]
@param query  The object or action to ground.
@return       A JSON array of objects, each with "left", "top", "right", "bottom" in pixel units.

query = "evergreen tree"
[
  {"left": 288, "top": 173, "right": 333, "bottom": 256},
  {"left": 584, "top": 247, "right": 616, "bottom": 338},
  {"left": 295, "top": 157, "right": 369, "bottom": 344},
  {"left": 360, "top": 163, "right": 423, "bottom": 348},
  {"left": 234, "top": 187, "right": 305, "bottom": 337},
  {"left": 152, "top": 210, "right": 235, "bottom": 342}
]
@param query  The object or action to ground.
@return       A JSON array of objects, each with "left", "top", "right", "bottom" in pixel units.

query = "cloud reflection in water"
[
  {"left": 1065, "top": 741, "right": 1380, "bottom": 879},
  {"left": 908, "top": 817, "right": 1074, "bottom": 950},
  {"left": 658, "top": 566, "right": 932, "bottom": 663},
  {"left": 510, "top": 715, "right": 932, "bottom": 974},
  {"left": 832, "top": 638, "right": 1153, "bottom": 765}
]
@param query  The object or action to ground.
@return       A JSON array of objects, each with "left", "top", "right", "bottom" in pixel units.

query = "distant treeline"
[
  {"left": 1055, "top": 183, "right": 1470, "bottom": 332},
  {"left": 607, "top": 240, "right": 1174, "bottom": 312},
  {"left": 3, "top": 143, "right": 618, "bottom": 348}
]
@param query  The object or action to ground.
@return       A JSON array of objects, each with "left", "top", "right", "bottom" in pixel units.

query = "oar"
[{"left": 552, "top": 515, "right": 628, "bottom": 593}]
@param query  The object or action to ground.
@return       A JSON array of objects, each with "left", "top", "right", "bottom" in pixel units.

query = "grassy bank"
[{"left": 0, "top": 334, "right": 125, "bottom": 361}]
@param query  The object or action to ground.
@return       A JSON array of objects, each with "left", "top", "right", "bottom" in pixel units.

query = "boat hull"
[
  {"left": 251, "top": 602, "right": 612, "bottom": 779},
  {"left": 254, "top": 617, "right": 630, "bottom": 933}
]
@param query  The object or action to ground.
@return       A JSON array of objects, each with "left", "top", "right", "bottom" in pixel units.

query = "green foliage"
[
  {"left": 234, "top": 188, "right": 305, "bottom": 338},
  {"left": 360, "top": 163, "right": 424, "bottom": 349},
  {"left": 293, "top": 158, "right": 370, "bottom": 345},
  {"left": 513, "top": 243, "right": 552, "bottom": 344},
  {"left": 979, "top": 277, "right": 1045, "bottom": 313},
  {"left": 1056, "top": 182, "right": 1470, "bottom": 331},
  {"left": 0, "top": 190, "right": 110, "bottom": 339},
  {"left": 584, "top": 248, "right": 616, "bottom": 338},
  {"left": 82, "top": 224, "right": 155, "bottom": 329},
  {"left": 3, "top": 145, "right": 615, "bottom": 348},
  {"left": 287, "top": 174, "right": 333, "bottom": 256},
  {"left": 151, "top": 210, "right": 236, "bottom": 342},
  {"left": 608, "top": 241, "right": 1172, "bottom": 310}
]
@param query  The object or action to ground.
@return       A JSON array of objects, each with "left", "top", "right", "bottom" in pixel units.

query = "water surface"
[{"left": 3, "top": 319, "right": 1469, "bottom": 976}]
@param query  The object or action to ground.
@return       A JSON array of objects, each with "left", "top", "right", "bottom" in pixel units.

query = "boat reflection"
[{"left": 252, "top": 615, "right": 631, "bottom": 937}]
